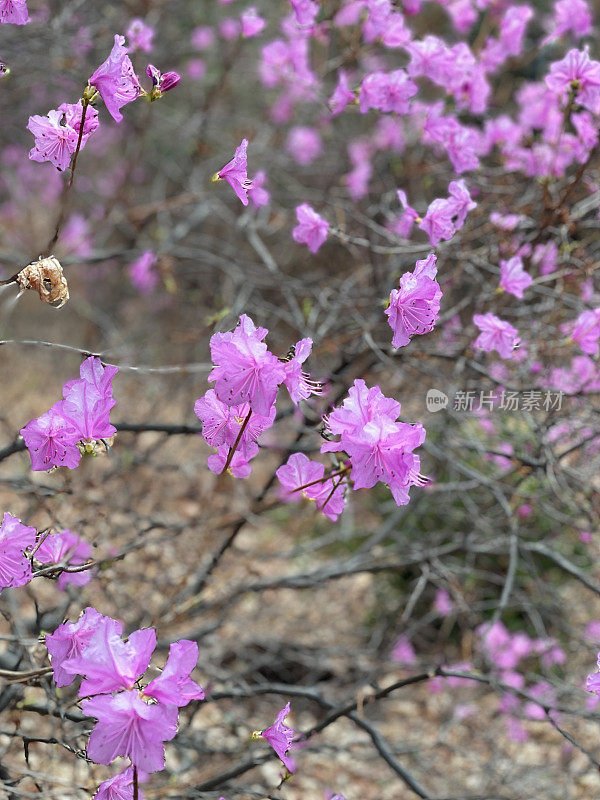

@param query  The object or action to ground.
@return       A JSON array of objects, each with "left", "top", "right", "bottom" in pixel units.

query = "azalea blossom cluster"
[
  {"left": 20, "top": 356, "right": 118, "bottom": 471},
  {"left": 0, "top": 512, "right": 93, "bottom": 593},
  {"left": 27, "top": 33, "right": 180, "bottom": 172},
  {"left": 3, "top": 0, "right": 600, "bottom": 793},
  {"left": 277, "top": 378, "right": 427, "bottom": 519},
  {"left": 27, "top": 101, "right": 100, "bottom": 172},
  {"left": 476, "top": 621, "right": 563, "bottom": 742},
  {"left": 194, "top": 314, "right": 322, "bottom": 477},
  {"left": 242, "top": 0, "right": 600, "bottom": 378},
  {"left": 45, "top": 607, "right": 204, "bottom": 792},
  {"left": 194, "top": 314, "right": 428, "bottom": 515},
  {"left": 421, "top": 620, "right": 564, "bottom": 742},
  {"left": 45, "top": 607, "right": 300, "bottom": 794}
]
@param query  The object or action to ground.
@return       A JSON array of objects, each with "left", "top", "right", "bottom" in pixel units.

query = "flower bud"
[{"left": 146, "top": 64, "right": 181, "bottom": 101}]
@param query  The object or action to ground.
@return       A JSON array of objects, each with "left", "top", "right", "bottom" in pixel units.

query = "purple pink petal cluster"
[
  {"left": 195, "top": 315, "right": 321, "bottom": 477},
  {"left": 45, "top": 608, "right": 204, "bottom": 780},
  {"left": 20, "top": 357, "right": 118, "bottom": 471}
]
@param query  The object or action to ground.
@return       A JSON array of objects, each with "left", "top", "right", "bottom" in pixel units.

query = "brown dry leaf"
[{"left": 16, "top": 255, "right": 69, "bottom": 307}]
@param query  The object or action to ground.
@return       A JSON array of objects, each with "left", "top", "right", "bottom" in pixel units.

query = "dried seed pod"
[{"left": 15, "top": 255, "right": 69, "bottom": 308}]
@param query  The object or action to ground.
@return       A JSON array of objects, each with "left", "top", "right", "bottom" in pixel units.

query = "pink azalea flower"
[
  {"left": 70, "top": 356, "right": 118, "bottom": 401},
  {"left": 292, "top": 203, "right": 329, "bottom": 253},
  {"left": 478, "top": 622, "right": 534, "bottom": 670},
  {"left": 447, "top": 180, "right": 476, "bottom": 228},
  {"left": 523, "top": 681, "right": 556, "bottom": 720},
  {"left": 195, "top": 390, "right": 275, "bottom": 458},
  {"left": 129, "top": 250, "right": 159, "bottom": 294},
  {"left": 532, "top": 241, "right": 558, "bottom": 275},
  {"left": 374, "top": 117, "right": 405, "bottom": 152},
  {"left": 585, "top": 621, "right": 600, "bottom": 641},
  {"left": 60, "top": 213, "right": 92, "bottom": 257},
  {"left": 391, "top": 189, "right": 419, "bottom": 239},
  {"left": 434, "top": 588, "right": 454, "bottom": 616},
  {"left": 27, "top": 102, "right": 100, "bottom": 172},
  {"left": 544, "top": 0, "right": 592, "bottom": 44},
  {"left": 447, "top": 0, "right": 477, "bottom": 33},
  {"left": 572, "top": 110, "right": 598, "bottom": 151},
  {"left": 345, "top": 138, "right": 372, "bottom": 199},
  {"left": 291, "top": 0, "right": 319, "bottom": 26},
  {"left": 57, "top": 357, "right": 117, "bottom": 446},
  {"left": 96, "top": 767, "right": 146, "bottom": 800},
  {"left": 83, "top": 690, "right": 178, "bottom": 773},
  {"left": 27, "top": 110, "right": 79, "bottom": 172},
  {"left": 282, "top": 338, "right": 322, "bottom": 403},
  {"left": 406, "top": 36, "right": 453, "bottom": 84},
  {"left": 361, "top": 0, "right": 403, "bottom": 44},
  {"left": 276, "top": 453, "right": 346, "bottom": 521},
  {"left": 191, "top": 26, "right": 215, "bottom": 50},
  {"left": 248, "top": 170, "right": 270, "bottom": 208},
  {"left": 60, "top": 382, "right": 115, "bottom": 443},
  {"left": 125, "top": 18, "right": 154, "bottom": 52},
  {"left": 63, "top": 625, "right": 157, "bottom": 696},
  {"left": 207, "top": 445, "right": 257, "bottom": 478},
  {"left": 214, "top": 139, "right": 253, "bottom": 206},
  {"left": 47, "top": 609, "right": 202, "bottom": 777},
  {"left": 423, "top": 110, "right": 482, "bottom": 173},
  {"left": 539, "top": 641, "right": 565, "bottom": 668},
  {"left": 419, "top": 198, "right": 456, "bottom": 247},
  {"left": 259, "top": 702, "right": 296, "bottom": 773},
  {"left": 144, "top": 640, "right": 205, "bottom": 706},
  {"left": 0, "top": 512, "right": 36, "bottom": 591},
  {"left": 571, "top": 308, "right": 600, "bottom": 355},
  {"left": 324, "top": 379, "right": 401, "bottom": 437},
  {"left": 380, "top": 11, "right": 411, "bottom": 48},
  {"left": 194, "top": 390, "right": 238, "bottom": 448},
  {"left": 46, "top": 608, "right": 122, "bottom": 687},
  {"left": 385, "top": 254, "right": 442, "bottom": 348},
  {"left": 545, "top": 47, "right": 600, "bottom": 115},
  {"left": 473, "top": 313, "right": 520, "bottom": 358},
  {"left": 505, "top": 717, "right": 528, "bottom": 743},
  {"left": 499, "top": 5, "right": 533, "bottom": 58},
  {"left": 20, "top": 402, "right": 82, "bottom": 471},
  {"left": 359, "top": 70, "right": 417, "bottom": 115},
  {"left": 35, "top": 529, "right": 94, "bottom": 591},
  {"left": 208, "top": 314, "right": 286, "bottom": 416},
  {"left": 322, "top": 380, "right": 426, "bottom": 507},
  {"left": 89, "top": 34, "right": 143, "bottom": 122},
  {"left": 187, "top": 58, "right": 206, "bottom": 81},
  {"left": 390, "top": 634, "right": 416, "bottom": 664},
  {"left": 587, "top": 655, "right": 600, "bottom": 694},
  {"left": 329, "top": 70, "right": 355, "bottom": 115},
  {"left": 490, "top": 211, "right": 524, "bottom": 231},
  {"left": 241, "top": 7, "right": 266, "bottom": 38},
  {"left": 0, "top": 0, "right": 28, "bottom": 24},
  {"left": 286, "top": 126, "right": 323, "bottom": 165},
  {"left": 517, "top": 504, "right": 532, "bottom": 518},
  {"left": 499, "top": 256, "right": 533, "bottom": 299},
  {"left": 219, "top": 18, "right": 241, "bottom": 41},
  {"left": 334, "top": 1, "right": 366, "bottom": 27}
]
